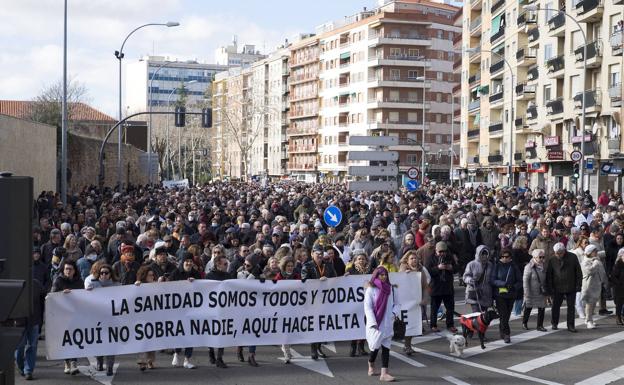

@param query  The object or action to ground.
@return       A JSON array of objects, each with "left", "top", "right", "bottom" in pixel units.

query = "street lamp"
[
  {"left": 466, "top": 47, "right": 515, "bottom": 188},
  {"left": 165, "top": 80, "right": 196, "bottom": 179},
  {"left": 114, "top": 21, "right": 179, "bottom": 190},
  {"left": 524, "top": 5, "right": 588, "bottom": 194},
  {"left": 417, "top": 71, "right": 428, "bottom": 180}
]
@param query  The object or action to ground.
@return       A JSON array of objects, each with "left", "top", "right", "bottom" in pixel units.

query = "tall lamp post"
[
  {"left": 165, "top": 80, "right": 196, "bottom": 179},
  {"left": 61, "top": 0, "right": 68, "bottom": 205},
  {"left": 114, "top": 21, "right": 179, "bottom": 190},
  {"left": 524, "top": 6, "right": 587, "bottom": 193},
  {"left": 417, "top": 62, "right": 428, "bottom": 181},
  {"left": 449, "top": 92, "right": 455, "bottom": 186},
  {"left": 466, "top": 48, "right": 514, "bottom": 187},
  {"left": 147, "top": 60, "right": 175, "bottom": 183}
]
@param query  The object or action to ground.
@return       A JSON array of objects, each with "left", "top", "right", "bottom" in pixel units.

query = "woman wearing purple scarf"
[{"left": 364, "top": 266, "right": 398, "bottom": 382}]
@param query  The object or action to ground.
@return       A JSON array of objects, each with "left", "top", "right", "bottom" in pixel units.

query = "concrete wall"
[
  {"left": 68, "top": 134, "right": 148, "bottom": 191},
  {"left": 0, "top": 114, "right": 57, "bottom": 196}
]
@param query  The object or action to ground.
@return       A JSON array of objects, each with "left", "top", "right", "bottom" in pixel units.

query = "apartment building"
[
  {"left": 459, "top": 0, "right": 624, "bottom": 193},
  {"left": 215, "top": 36, "right": 267, "bottom": 67}
]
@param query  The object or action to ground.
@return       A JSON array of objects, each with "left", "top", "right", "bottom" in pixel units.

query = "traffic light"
[
  {"left": 201, "top": 108, "right": 212, "bottom": 128},
  {"left": 573, "top": 162, "right": 580, "bottom": 179},
  {"left": 174, "top": 106, "right": 186, "bottom": 127}
]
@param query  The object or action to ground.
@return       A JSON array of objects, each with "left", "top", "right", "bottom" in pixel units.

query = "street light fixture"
[
  {"left": 523, "top": 5, "right": 588, "bottom": 194},
  {"left": 114, "top": 21, "right": 179, "bottom": 190},
  {"left": 466, "top": 47, "right": 515, "bottom": 188}
]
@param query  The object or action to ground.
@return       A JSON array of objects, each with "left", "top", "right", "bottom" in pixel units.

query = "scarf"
[{"left": 370, "top": 266, "right": 392, "bottom": 326}]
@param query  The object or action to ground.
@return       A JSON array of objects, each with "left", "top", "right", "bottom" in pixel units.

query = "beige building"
[{"left": 459, "top": 0, "right": 624, "bottom": 194}]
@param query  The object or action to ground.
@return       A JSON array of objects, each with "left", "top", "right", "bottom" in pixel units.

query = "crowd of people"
[{"left": 13, "top": 181, "right": 624, "bottom": 382}]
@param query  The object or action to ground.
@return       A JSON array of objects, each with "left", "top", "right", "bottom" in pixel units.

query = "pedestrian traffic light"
[
  {"left": 201, "top": 108, "right": 212, "bottom": 128},
  {"left": 174, "top": 106, "right": 186, "bottom": 127},
  {"left": 573, "top": 163, "right": 580, "bottom": 179}
]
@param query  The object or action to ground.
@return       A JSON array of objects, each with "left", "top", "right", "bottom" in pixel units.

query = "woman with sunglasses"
[
  {"left": 490, "top": 248, "right": 522, "bottom": 343},
  {"left": 85, "top": 264, "right": 120, "bottom": 375},
  {"left": 364, "top": 266, "right": 398, "bottom": 382},
  {"left": 522, "top": 249, "right": 548, "bottom": 332}
]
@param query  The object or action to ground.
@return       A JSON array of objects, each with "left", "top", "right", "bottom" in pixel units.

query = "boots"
[
  {"left": 403, "top": 337, "right": 414, "bottom": 355},
  {"left": 237, "top": 347, "right": 245, "bottom": 362},
  {"left": 617, "top": 316, "right": 623, "bottom": 326},
  {"left": 208, "top": 349, "right": 216, "bottom": 365},
  {"left": 368, "top": 361, "right": 378, "bottom": 376},
  {"left": 350, "top": 341, "right": 357, "bottom": 357},
  {"left": 96, "top": 356, "right": 104, "bottom": 371},
  {"left": 357, "top": 340, "right": 368, "bottom": 356},
  {"left": 248, "top": 353, "right": 259, "bottom": 367},
  {"left": 380, "top": 367, "right": 395, "bottom": 382},
  {"left": 317, "top": 344, "right": 327, "bottom": 358},
  {"left": 310, "top": 344, "right": 319, "bottom": 360},
  {"left": 64, "top": 361, "right": 71, "bottom": 374},
  {"left": 69, "top": 361, "right": 79, "bottom": 375},
  {"left": 215, "top": 358, "right": 227, "bottom": 369}
]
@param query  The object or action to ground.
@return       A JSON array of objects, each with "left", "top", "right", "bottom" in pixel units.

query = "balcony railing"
[
  {"left": 490, "top": 28, "right": 505, "bottom": 44},
  {"left": 491, "top": 0, "right": 505, "bottom": 13},
  {"left": 368, "top": 32, "right": 430, "bottom": 41},
  {"left": 548, "top": 12, "right": 565, "bottom": 31},
  {"left": 528, "top": 28, "right": 540, "bottom": 43},
  {"left": 611, "top": 31, "right": 623, "bottom": 55},
  {"left": 490, "top": 59, "right": 505, "bottom": 74},
  {"left": 574, "top": 0, "right": 603, "bottom": 15},
  {"left": 468, "top": 129, "right": 480, "bottom": 137},
  {"left": 546, "top": 55, "right": 565, "bottom": 73},
  {"left": 288, "top": 145, "right": 317, "bottom": 153},
  {"left": 489, "top": 90, "right": 504, "bottom": 103},
  {"left": 514, "top": 152, "right": 524, "bottom": 161},
  {"left": 609, "top": 83, "right": 622, "bottom": 105},
  {"left": 515, "top": 117, "right": 528, "bottom": 127},
  {"left": 574, "top": 40, "right": 602, "bottom": 62},
  {"left": 574, "top": 89, "right": 602, "bottom": 110},
  {"left": 546, "top": 98, "right": 564, "bottom": 115},
  {"left": 471, "top": 155, "right": 480, "bottom": 164},
  {"left": 488, "top": 154, "right": 503, "bottom": 163},
  {"left": 517, "top": 10, "right": 537, "bottom": 27},
  {"left": 287, "top": 163, "right": 316, "bottom": 170},
  {"left": 470, "top": 16, "right": 482, "bottom": 31},
  {"left": 468, "top": 99, "right": 481, "bottom": 111},
  {"left": 367, "top": 98, "right": 427, "bottom": 105},
  {"left": 527, "top": 66, "right": 539, "bottom": 81},
  {"left": 468, "top": 73, "right": 481, "bottom": 85},
  {"left": 516, "top": 83, "right": 537, "bottom": 95},
  {"left": 489, "top": 122, "right": 503, "bottom": 133},
  {"left": 527, "top": 105, "right": 538, "bottom": 119},
  {"left": 516, "top": 47, "right": 538, "bottom": 61},
  {"left": 369, "top": 54, "right": 427, "bottom": 62}
]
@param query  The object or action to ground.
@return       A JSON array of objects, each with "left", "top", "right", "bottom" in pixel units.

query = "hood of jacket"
[{"left": 475, "top": 245, "right": 489, "bottom": 261}]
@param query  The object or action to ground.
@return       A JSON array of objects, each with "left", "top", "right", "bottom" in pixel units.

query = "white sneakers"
[
  {"left": 183, "top": 358, "right": 196, "bottom": 369},
  {"left": 171, "top": 353, "right": 182, "bottom": 367},
  {"left": 587, "top": 321, "right": 596, "bottom": 329}
]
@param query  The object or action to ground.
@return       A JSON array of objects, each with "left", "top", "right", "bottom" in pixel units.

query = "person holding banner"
[
  {"left": 50, "top": 260, "right": 84, "bottom": 375},
  {"left": 171, "top": 254, "right": 201, "bottom": 369},
  {"left": 302, "top": 245, "right": 337, "bottom": 360},
  {"left": 345, "top": 249, "right": 372, "bottom": 357},
  {"left": 134, "top": 265, "right": 158, "bottom": 370},
  {"left": 399, "top": 250, "right": 430, "bottom": 355},
  {"left": 85, "top": 263, "right": 120, "bottom": 376},
  {"left": 364, "top": 266, "right": 398, "bottom": 382},
  {"left": 275, "top": 257, "right": 300, "bottom": 363}
]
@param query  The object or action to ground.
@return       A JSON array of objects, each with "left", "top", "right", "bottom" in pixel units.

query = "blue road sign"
[
  {"left": 586, "top": 158, "right": 594, "bottom": 170},
  {"left": 406, "top": 179, "right": 420, "bottom": 192},
  {"left": 323, "top": 205, "right": 343, "bottom": 227}
]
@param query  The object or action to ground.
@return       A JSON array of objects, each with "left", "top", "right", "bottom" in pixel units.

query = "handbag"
[
  {"left": 391, "top": 288, "right": 406, "bottom": 340},
  {"left": 533, "top": 266, "right": 547, "bottom": 295}
]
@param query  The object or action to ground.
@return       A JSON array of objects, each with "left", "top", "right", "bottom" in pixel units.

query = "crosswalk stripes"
[
  {"left": 574, "top": 365, "right": 624, "bottom": 385},
  {"left": 442, "top": 376, "right": 473, "bottom": 385},
  {"left": 388, "top": 350, "right": 427, "bottom": 367},
  {"left": 508, "top": 330, "right": 624, "bottom": 373}
]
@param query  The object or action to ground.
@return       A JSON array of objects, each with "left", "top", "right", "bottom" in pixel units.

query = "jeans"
[
  {"left": 513, "top": 299, "right": 524, "bottom": 316},
  {"left": 175, "top": 347, "right": 193, "bottom": 358},
  {"left": 15, "top": 324, "right": 39, "bottom": 375},
  {"left": 430, "top": 295, "right": 454, "bottom": 328},
  {"left": 248, "top": 346, "right": 256, "bottom": 354},
  {"left": 496, "top": 297, "right": 514, "bottom": 336},
  {"left": 552, "top": 292, "right": 576, "bottom": 328}
]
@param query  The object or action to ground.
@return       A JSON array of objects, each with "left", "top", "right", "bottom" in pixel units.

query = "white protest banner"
[
  {"left": 162, "top": 179, "right": 189, "bottom": 189},
  {"left": 45, "top": 273, "right": 421, "bottom": 360}
]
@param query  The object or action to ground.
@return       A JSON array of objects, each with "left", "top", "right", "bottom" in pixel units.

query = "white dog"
[{"left": 446, "top": 333, "right": 466, "bottom": 357}]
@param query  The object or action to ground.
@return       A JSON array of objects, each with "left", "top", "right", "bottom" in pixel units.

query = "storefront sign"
[
  {"left": 547, "top": 150, "right": 564, "bottom": 160},
  {"left": 571, "top": 134, "right": 592, "bottom": 143},
  {"left": 544, "top": 136, "right": 560, "bottom": 147},
  {"left": 525, "top": 140, "right": 536, "bottom": 149},
  {"left": 527, "top": 163, "right": 548, "bottom": 173}
]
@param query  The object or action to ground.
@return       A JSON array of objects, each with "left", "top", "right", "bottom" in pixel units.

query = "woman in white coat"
[
  {"left": 364, "top": 266, "right": 398, "bottom": 382},
  {"left": 581, "top": 245, "right": 608, "bottom": 329}
]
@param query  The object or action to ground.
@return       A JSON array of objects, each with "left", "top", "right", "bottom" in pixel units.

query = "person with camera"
[
  {"left": 522, "top": 249, "right": 548, "bottom": 331},
  {"left": 427, "top": 241, "right": 458, "bottom": 333},
  {"left": 490, "top": 248, "right": 522, "bottom": 343},
  {"left": 463, "top": 245, "right": 493, "bottom": 313}
]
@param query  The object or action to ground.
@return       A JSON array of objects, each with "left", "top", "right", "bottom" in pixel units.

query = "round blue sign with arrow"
[
  {"left": 406, "top": 179, "right": 420, "bottom": 192},
  {"left": 323, "top": 206, "right": 343, "bottom": 227}
]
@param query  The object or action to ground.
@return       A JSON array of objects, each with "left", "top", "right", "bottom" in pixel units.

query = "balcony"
[
  {"left": 368, "top": 33, "right": 431, "bottom": 48},
  {"left": 527, "top": 66, "right": 539, "bottom": 82},
  {"left": 470, "top": 16, "right": 482, "bottom": 36},
  {"left": 490, "top": 59, "right": 505, "bottom": 77},
  {"left": 287, "top": 126, "right": 318, "bottom": 137},
  {"left": 367, "top": 98, "right": 429, "bottom": 109},
  {"left": 453, "top": 33, "right": 463, "bottom": 46},
  {"left": 488, "top": 154, "right": 504, "bottom": 163},
  {"left": 288, "top": 144, "right": 317, "bottom": 154},
  {"left": 609, "top": 84, "right": 622, "bottom": 107},
  {"left": 489, "top": 122, "right": 504, "bottom": 135},
  {"left": 574, "top": 0, "right": 603, "bottom": 22},
  {"left": 471, "top": 0, "right": 482, "bottom": 10},
  {"left": 453, "top": 84, "right": 461, "bottom": 94},
  {"left": 453, "top": 58, "right": 462, "bottom": 70},
  {"left": 574, "top": 40, "right": 602, "bottom": 68},
  {"left": 287, "top": 163, "right": 317, "bottom": 171},
  {"left": 611, "top": 31, "right": 623, "bottom": 56},
  {"left": 368, "top": 54, "right": 429, "bottom": 67},
  {"left": 517, "top": 10, "right": 537, "bottom": 28},
  {"left": 528, "top": 28, "right": 540, "bottom": 46},
  {"left": 527, "top": 105, "right": 538, "bottom": 123},
  {"left": 468, "top": 73, "right": 481, "bottom": 86},
  {"left": 469, "top": 46, "right": 481, "bottom": 63},
  {"left": 367, "top": 76, "right": 431, "bottom": 88},
  {"left": 515, "top": 117, "right": 529, "bottom": 130},
  {"left": 470, "top": 155, "right": 480, "bottom": 164},
  {"left": 468, "top": 129, "right": 480, "bottom": 141},
  {"left": 516, "top": 47, "right": 537, "bottom": 66},
  {"left": 546, "top": 55, "right": 565, "bottom": 79},
  {"left": 547, "top": 12, "right": 566, "bottom": 37},
  {"left": 574, "top": 89, "right": 602, "bottom": 114},
  {"left": 489, "top": 89, "right": 504, "bottom": 108},
  {"left": 516, "top": 83, "right": 536, "bottom": 99},
  {"left": 546, "top": 98, "right": 564, "bottom": 120},
  {"left": 490, "top": 28, "right": 505, "bottom": 44},
  {"left": 367, "top": 120, "right": 429, "bottom": 131},
  {"left": 491, "top": 0, "right": 505, "bottom": 13},
  {"left": 468, "top": 99, "right": 481, "bottom": 112}
]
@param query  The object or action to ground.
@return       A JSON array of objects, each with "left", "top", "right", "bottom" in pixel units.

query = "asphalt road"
[{"left": 15, "top": 287, "right": 624, "bottom": 385}]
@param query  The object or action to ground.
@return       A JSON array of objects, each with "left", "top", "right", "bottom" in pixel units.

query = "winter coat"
[
  {"left": 426, "top": 252, "right": 457, "bottom": 297},
  {"left": 205, "top": 269, "right": 232, "bottom": 281},
  {"left": 301, "top": 260, "right": 337, "bottom": 280},
  {"left": 490, "top": 261, "right": 522, "bottom": 299},
  {"left": 112, "top": 260, "right": 141, "bottom": 285},
  {"left": 463, "top": 246, "right": 494, "bottom": 308},
  {"left": 454, "top": 227, "right": 482, "bottom": 265},
  {"left": 51, "top": 274, "right": 84, "bottom": 293},
  {"left": 364, "top": 285, "right": 398, "bottom": 351},
  {"left": 172, "top": 267, "right": 202, "bottom": 281},
  {"left": 480, "top": 218, "right": 501, "bottom": 260},
  {"left": 604, "top": 237, "right": 622, "bottom": 275},
  {"left": 529, "top": 236, "right": 555, "bottom": 261},
  {"left": 523, "top": 260, "right": 547, "bottom": 308},
  {"left": 545, "top": 251, "right": 582, "bottom": 294},
  {"left": 610, "top": 259, "right": 624, "bottom": 300},
  {"left": 581, "top": 256, "right": 608, "bottom": 304}
]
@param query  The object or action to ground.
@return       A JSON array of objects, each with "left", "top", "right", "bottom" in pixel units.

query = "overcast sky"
[{"left": 1, "top": 0, "right": 375, "bottom": 117}]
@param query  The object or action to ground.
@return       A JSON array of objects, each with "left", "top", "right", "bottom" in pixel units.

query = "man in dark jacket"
[
  {"left": 201, "top": 254, "right": 230, "bottom": 368},
  {"left": 301, "top": 246, "right": 336, "bottom": 359},
  {"left": 426, "top": 241, "right": 458, "bottom": 333},
  {"left": 545, "top": 242, "right": 582, "bottom": 332},
  {"left": 150, "top": 247, "right": 177, "bottom": 281},
  {"left": 454, "top": 219, "right": 482, "bottom": 279}
]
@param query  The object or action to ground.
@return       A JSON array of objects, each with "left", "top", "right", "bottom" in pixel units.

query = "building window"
[
  {"left": 408, "top": 48, "right": 420, "bottom": 58},
  {"left": 408, "top": 70, "right": 419, "bottom": 79},
  {"left": 390, "top": 69, "right": 401, "bottom": 80},
  {"left": 389, "top": 112, "right": 399, "bottom": 122},
  {"left": 407, "top": 154, "right": 418, "bottom": 164},
  {"left": 543, "top": 85, "right": 552, "bottom": 104},
  {"left": 390, "top": 48, "right": 402, "bottom": 57},
  {"left": 408, "top": 112, "right": 418, "bottom": 122}
]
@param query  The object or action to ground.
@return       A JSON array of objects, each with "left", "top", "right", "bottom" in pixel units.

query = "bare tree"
[{"left": 29, "top": 78, "right": 90, "bottom": 128}]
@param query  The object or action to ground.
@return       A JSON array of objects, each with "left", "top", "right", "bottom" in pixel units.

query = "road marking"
[
  {"left": 442, "top": 375, "right": 472, "bottom": 385},
  {"left": 389, "top": 351, "right": 426, "bottom": 367},
  {"left": 77, "top": 357, "right": 119, "bottom": 385},
  {"left": 575, "top": 365, "right": 624, "bottom": 385},
  {"left": 411, "top": 347, "right": 564, "bottom": 385},
  {"left": 322, "top": 342, "right": 337, "bottom": 353},
  {"left": 277, "top": 348, "right": 334, "bottom": 378},
  {"left": 509, "top": 330, "right": 624, "bottom": 373}
]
